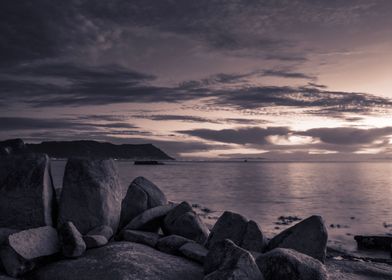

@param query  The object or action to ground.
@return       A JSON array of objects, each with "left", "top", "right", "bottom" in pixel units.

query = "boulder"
[
  {"left": 205, "top": 211, "right": 248, "bottom": 249},
  {"left": 118, "top": 177, "right": 167, "bottom": 231},
  {"left": 123, "top": 230, "right": 160, "bottom": 247},
  {"left": 156, "top": 235, "right": 193, "bottom": 255},
  {"left": 0, "top": 226, "right": 59, "bottom": 277},
  {"left": 83, "top": 235, "right": 108, "bottom": 249},
  {"left": 267, "top": 215, "right": 328, "bottom": 262},
  {"left": 58, "top": 158, "right": 122, "bottom": 234},
  {"left": 0, "top": 154, "right": 57, "bottom": 229},
  {"left": 256, "top": 248, "right": 327, "bottom": 280},
  {"left": 241, "top": 220, "right": 268, "bottom": 253},
  {"left": 204, "top": 239, "right": 263, "bottom": 280},
  {"left": 58, "top": 221, "right": 86, "bottom": 258},
  {"left": 354, "top": 235, "right": 392, "bottom": 251},
  {"left": 86, "top": 225, "right": 113, "bottom": 240},
  {"left": 179, "top": 242, "right": 208, "bottom": 264},
  {"left": 163, "top": 202, "right": 209, "bottom": 244},
  {"left": 123, "top": 204, "right": 175, "bottom": 232},
  {"left": 31, "top": 242, "right": 204, "bottom": 280},
  {"left": 0, "top": 272, "right": 16, "bottom": 280}
]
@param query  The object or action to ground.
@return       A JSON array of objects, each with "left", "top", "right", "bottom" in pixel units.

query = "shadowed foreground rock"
[
  {"left": 119, "top": 177, "right": 168, "bottom": 231},
  {"left": 58, "top": 222, "right": 86, "bottom": 258},
  {"left": 354, "top": 235, "right": 392, "bottom": 251},
  {"left": 206, "top": 211, "right": 267, "bottom": 253},
  {"left": 267, "top": 215, "right": 328, "bottom": 262},
  {"left": 31, "top": 242, "right": 204, "bottom": 280},
  {"left": 58, "top": 158, "right": 122, "bottom": 234},
  {"left": 0, "top": 154, "right": 56, "bottom": 229},
  {"left": 256, "top": 248, "right": 327, "bottom": 280},
  {"left": 204, "top": 239, "right": 263, "bottom": 280},
  {"left": 0, "top": 226, "right": 59, "bottom": 277},
  {"left": 163, "top": 202, "right": 209, "bottom": 244}
]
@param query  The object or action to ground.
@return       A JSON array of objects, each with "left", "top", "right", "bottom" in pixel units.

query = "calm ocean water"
[{"left": 51, "top": 160, "right": 392, "bottom": 256}]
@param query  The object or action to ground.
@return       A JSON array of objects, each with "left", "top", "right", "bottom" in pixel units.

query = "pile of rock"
[{"left": 0, "top": 153, "right": 331, "bottom": 279}]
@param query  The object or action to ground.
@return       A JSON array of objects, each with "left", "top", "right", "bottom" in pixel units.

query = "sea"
[{"left": 51, "top": 160, "right": 392, "bottom": 258}]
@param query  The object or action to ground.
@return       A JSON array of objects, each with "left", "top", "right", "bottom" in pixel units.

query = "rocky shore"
[{"left": 0, "top": 153, "right": 392, "bottom": 279}]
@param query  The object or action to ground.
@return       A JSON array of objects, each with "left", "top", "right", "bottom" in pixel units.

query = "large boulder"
[
  {"left": 0, "top": 154, "right": 57, "bottom": 229},
  {"left": 58, "top": 221, "right": 86, "bottom": 258},
  {"left": 118, "top": 177, "right": 167, "bottom": 231},
  {"left": 58, "top": 158, "right": 122, "bottom": 234},
  {"left": 156, "top": 235, "right": 192, "bottom": 255},
  {"left": 31, "top": 242, "right": 204, "bottom": 280},
  {"left": 163, "top": 202, "right": 209, "bottom": 244},
  {"left": 267, "top": 215, "right": 328, "bottom": 262},
  {"left": 179, "top": 242, "right": 208, "bottom": 264},
  {"left": 256, "top": 248, "right": 327, "bottom": 280},
  {"left": 123, "top": 204, "right": 175, "bottom": 232},
  {"left": 354, "top": 235, "right": 392, "bottom": 251},
  {"left": 123, "top": 230, "right": 160, "bottom": 247},
  {"left": 204, "top": 239, "right": 263, "bottom": 280},
  {"left": 206, "top": 212, "right": 268, "bottom": 253},
  {"left": 0, "top": 226, "right": 59, "bottom": 277}
]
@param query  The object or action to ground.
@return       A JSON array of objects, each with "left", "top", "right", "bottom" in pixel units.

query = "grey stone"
[
  {"left": 354, "top": 235, "right": 392, "bottom": 251},
  {"left": 83, "top": 235, "right": 108, "bottom": 249},
  {"left": 31, "top": 242, "right": 203, "bottom": 280},
  {"left": 156, "top": 235, "right": 193, "bottom": 255},
  {"left": 119, "top": 176, "right": 167, "bottom": 231},
  {"left": 0, "top": 272, "right": 16, "bottom": 280},
  {"left": 0, "top": 154, "right": 57, "bottom": 229},
  {"left": 123, "top": 230, "right": 160, "bottom": 247},
  {"left": 58, "top": 158, "right": 122, "bottom": 234},
  {"left": 326, "top": 258, "right": 392, "bottom": 280},
  {"left": 163, "top": 202, "right": 209, "bottom": 244},
  {"left": 267, "top": 215, "right": 328, "bottom": 262},
  {"left": 179, "top": 242, "right": 208, "bottom": 264},
  {"left": 204, "top": 239, "right": 263, "bottom": 280},
  {"left": 256, "top": 248, "right": 327, "bottom": 280},
  {"left": 124, "top": 204, "right": 175, "bottom": 232},
  {"left": 0, "top": 226, "right": 59, "bottom": 277},
  {"left": 241, "top": 220, "right": 268, "bottom": 253},
  {"left": 206, "top": 211, "right": 248, "bottom": 249},
  {"left": 59, "top": 221, "right": 86, "bottom": 258},
  {"left": 86, "top": 225, "right": 113, "bottom": 240}
]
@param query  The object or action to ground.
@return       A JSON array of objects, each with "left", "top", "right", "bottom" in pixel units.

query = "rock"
[
  {"left": 0, "top": 154, "right": 57, "bottom": 229},
  {"left": 156, "top": 235, "right": 193, "bottom": 255},
  {"left": 83, "top": 235, "right": 108, "bottom": 249},
  {"left": 123, "top": 230, "right": 160, "bottom": 247},
  {"left": 58, "top": 158, "right": 122, "bottom": 234},
  {"left": 0, "top": 226, "right": 59, "bottom": 277},
  {"left": 205, "top": 211, "right": 248, "bottom": 249},
  {"left": 123, "top": 204, "right": 175, "bottom": 232},
  {"left": 163, "top": 202, "right": 209, "bottom": 244},
  {"left": 354, "top": 235, "right": 392, "bottom": 251},
  {"left": 32, "top": 242, "right": 203, "bottom": 280},
  {"left": 58, "top": 221, "right": 86, "bottom": 258},
  {"left": 179, "top": 242, "right": 208, "bottom": 264},
  {"left": 119, "top": 176, "right": 167, "bottom": 231},
  {"left": 241, "top": 220, "right": 268, "bottom": 253},
  {"left": 0, "top": 228, "right": 19, "bottom": 245},
  {"left": 0, "top": 272, "right": 16, "bottom": 280},
  {"left": 256, "top": 248, "right": 327, "bottom": 280},
  {"left": 204, "top": 239, "right": 263, "bottom": 280},
  {"left": 0, "top": 147, "right": 10, "bottom": 156},
  {"left": 86, "top": 225, "right": 113, "bottom": 240},
  {"left": 267, "top": 215, "right": 328, "bottom": 262},
  {"left": 326, "top": 258, "right": 392, "bottom": 280},
  {"left": 0, "top": 139, "right": 26, "bottom": 155}
]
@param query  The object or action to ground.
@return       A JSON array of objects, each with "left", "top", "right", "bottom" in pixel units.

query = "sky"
[{"left": 1, "top": 0, "right": 392, "bottom": 160}]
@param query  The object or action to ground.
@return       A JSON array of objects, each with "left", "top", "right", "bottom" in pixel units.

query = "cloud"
[
  {"left": 178, "top": 127, "right": 290, "bottom": 145},
  {"left": 262, "top": 69, "right": 315, "bottom": 80}
]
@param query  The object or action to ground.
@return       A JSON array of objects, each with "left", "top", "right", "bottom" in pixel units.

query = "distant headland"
[{"left": 0, "top": 139, "right": 174, "bottom": 160}]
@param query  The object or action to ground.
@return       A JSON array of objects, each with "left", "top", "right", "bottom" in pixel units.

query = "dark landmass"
[{"left": 0, "top": 139, "right": 174, "bottom": 160}]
